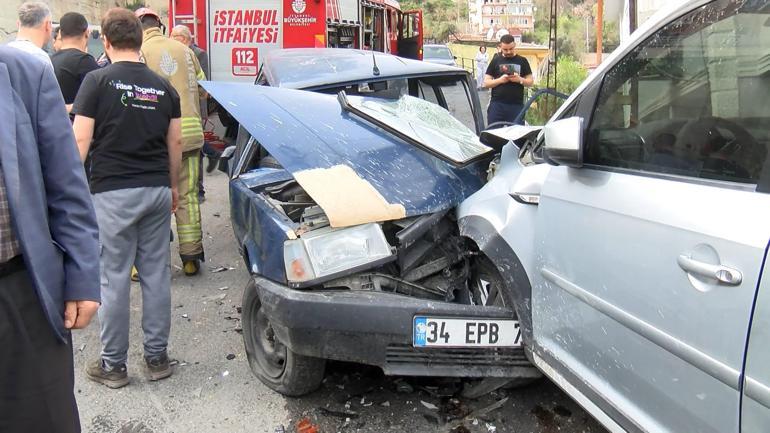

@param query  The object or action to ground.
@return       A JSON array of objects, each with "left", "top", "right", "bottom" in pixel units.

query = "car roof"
[{"left": 263, "top": 48, "right": 465, "bottom": 89}]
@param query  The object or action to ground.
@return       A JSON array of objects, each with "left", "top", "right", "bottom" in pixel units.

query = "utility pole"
[
  {"left": 545, "top": 0, "right": 558, "bottom": 113},
  {"left": 596, "top": 0, "right": 603, "bottom": 66},
  {"left": 629, "top": 0, "right": 637, "bottom": 32}
]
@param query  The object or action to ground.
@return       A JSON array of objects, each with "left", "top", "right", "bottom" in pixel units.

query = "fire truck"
[{"left": 169, "top": 0, "right": 423, "bottom": 82}]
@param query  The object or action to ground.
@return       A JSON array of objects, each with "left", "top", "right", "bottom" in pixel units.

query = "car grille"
[{"left": 385, "top": 344, "right": 530, "bottom": 368}]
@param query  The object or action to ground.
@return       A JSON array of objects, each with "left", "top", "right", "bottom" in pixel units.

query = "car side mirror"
[
  {"left": 218, "top": 145, "right": 236, "bottom": 174},
  {"left": 543, "top": 117, "right": 584, "bottom": 168}
]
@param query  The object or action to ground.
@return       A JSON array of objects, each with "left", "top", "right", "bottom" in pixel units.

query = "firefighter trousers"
[{"left": 176, "top": 150, "right": 204, "bottom": 262}]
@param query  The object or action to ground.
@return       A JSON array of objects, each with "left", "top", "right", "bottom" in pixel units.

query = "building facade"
[{"left": 468, "top": 0, "right": 534, "bottom": 36}]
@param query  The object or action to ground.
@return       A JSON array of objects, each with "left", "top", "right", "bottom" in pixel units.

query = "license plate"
[{"left": 413, "top": 316, "right": 522, "bottom": 348}]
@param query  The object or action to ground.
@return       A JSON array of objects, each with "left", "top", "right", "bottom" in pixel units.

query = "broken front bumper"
[{"left": 255, "top": 276, "right": 536, "bottom": 377}]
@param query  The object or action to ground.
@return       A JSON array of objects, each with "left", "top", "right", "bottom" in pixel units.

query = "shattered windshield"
[{"left": 344, "top": 94, "right": 493, "bottom": 165}]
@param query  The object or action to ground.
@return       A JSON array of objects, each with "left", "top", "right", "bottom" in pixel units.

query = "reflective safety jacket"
[{"left": 141, "top": 27, "right": 205, "bottom": 152}]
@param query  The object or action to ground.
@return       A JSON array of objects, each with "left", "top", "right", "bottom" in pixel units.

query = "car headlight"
[{"left": 284, "top": 223, "right": 395, "bottom": 287}]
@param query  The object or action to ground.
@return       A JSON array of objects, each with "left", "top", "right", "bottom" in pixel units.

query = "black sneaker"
[
  {"left": 85, "top": 359, "right": 129, "bottom": 389},
  {"left": 145, "top": 353, "right": 173, "bottom": 381},
  {"left": 205, "top": 156, "right": 219, "bottom": 173}
]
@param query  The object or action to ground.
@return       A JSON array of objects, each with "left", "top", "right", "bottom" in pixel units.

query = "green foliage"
[
  {"left": 402, "top": 0, "right": 466, "bottom": 42},
  {"left": 524, "top": 56, "right": 588, "bottom": 125},
  {"left": 122, "top": 0, "right": 146, "bottom": 11},
  {"left": 528, "top": 0, "right": 619, "bottom": 56}
]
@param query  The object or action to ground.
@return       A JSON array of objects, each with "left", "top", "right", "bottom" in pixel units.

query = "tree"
[
  {"left": 402, "top": 0, "right": 467, "bottom": 42},
  {"left": 525, "top": 56, "right": 588, "bottom": 124}
]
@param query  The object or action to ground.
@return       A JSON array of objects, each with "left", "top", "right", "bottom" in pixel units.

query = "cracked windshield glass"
[{"left": 349, "top": 94, "right": 492, "bottom": 164}]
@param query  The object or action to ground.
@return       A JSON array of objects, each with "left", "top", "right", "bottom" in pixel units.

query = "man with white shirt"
[{"left": 7, "top": 2, "right": 53, "bottom": 66}]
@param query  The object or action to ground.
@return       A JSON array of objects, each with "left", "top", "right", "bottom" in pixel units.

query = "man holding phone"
[{"left": 483, "top": 34, "right": 533, "bottom": 127}]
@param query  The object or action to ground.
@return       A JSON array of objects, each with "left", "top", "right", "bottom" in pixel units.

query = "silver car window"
[{"left": 586, "top": 0, "right": 769, "bottom": 186}]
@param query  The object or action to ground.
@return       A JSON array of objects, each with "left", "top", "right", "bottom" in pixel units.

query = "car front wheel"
[{"left": 241, "top": 279, "right": 325, "bottom": 396}]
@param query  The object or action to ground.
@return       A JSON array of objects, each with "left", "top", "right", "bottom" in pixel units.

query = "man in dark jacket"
[{"left": 0, "top": 46, "right": 101, "bottom": 433}]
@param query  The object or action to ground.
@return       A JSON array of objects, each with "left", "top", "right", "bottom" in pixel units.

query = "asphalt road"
[{"left": 72, "top": 137, "right": 607, "bottom": 433}]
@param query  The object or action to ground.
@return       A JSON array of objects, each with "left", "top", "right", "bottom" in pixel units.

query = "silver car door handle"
[{"left": 677, "top": 254, "right": 743, "bottom": 286}]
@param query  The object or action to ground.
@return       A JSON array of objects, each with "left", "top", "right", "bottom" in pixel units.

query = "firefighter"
[{"left": 135, "top": 7, "right": 205, "bottom": 276}]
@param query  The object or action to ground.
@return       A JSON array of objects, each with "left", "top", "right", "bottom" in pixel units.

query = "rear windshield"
[{"left": 424, "top": 46, "right": 452, "bottom": 59}]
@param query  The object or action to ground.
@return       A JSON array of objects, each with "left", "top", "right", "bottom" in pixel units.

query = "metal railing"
[{"left": 455, "top": 56, "right": 481, "bottom": 74}]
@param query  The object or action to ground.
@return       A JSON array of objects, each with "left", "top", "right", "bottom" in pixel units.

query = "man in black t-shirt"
[
  {"left": 71, "top": 7, "right": 182, "bottom": 389},
  {"left": 483, "top": 34, "right": 534, "bottom": 127},
  {"left": 50, "top": 12, "right": 99, "bottom": 113}
]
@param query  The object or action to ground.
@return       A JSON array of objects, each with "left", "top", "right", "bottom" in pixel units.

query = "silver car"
[{"left": 458, "top": 0, "right": 770, "bottom": 432}]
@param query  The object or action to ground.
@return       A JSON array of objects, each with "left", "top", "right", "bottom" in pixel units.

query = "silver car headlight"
[{"left": 284, "top": 223, "right": 394, "bottom": 286}]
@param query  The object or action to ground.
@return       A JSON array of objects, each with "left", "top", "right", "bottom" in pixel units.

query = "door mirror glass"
[{"left": 543, "top": 116, "right": 584, "bottom": 167}]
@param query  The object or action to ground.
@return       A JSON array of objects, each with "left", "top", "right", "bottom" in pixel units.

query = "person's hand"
[
  {"left": 64, "top": 300, "right": 100, "bottom": 329},
  {"left": 171, "top": 187, "right": 179, "bottom": 213},
  {"left": 508, "top": 74, "right": 520, "bottom": 83}
]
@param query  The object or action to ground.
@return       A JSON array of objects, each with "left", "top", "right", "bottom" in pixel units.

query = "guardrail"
[{"left": 455, "top": 56, "right": 479, "bottom": 74}]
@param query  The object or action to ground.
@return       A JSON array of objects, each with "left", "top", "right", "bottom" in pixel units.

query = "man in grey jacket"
[{"left": 0, "top": 46, "right": 101, "bottom": 432}]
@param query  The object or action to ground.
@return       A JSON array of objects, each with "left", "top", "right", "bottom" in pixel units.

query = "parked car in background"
[
  {"left": 203, "top": 48, "right": 543, "bottom": 396},
  {"left": 423, "top": 43, "right": 457, "bottom": 67},
  {"left": 458, "top": 0, "right": 770, "bottom": 431}
]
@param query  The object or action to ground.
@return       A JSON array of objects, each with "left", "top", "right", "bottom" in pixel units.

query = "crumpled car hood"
[{"left": 202, "top": 82, "right": 487, "bottom": 227}]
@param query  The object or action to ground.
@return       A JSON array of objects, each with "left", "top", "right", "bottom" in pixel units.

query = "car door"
[
  {"left": 742, "top": 244, "right": 770, "bottom": 433},
  {"left": 531, "top": 2, "right": 770, "bottom": 432}
]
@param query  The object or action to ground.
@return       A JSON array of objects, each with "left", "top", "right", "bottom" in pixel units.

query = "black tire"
[
  {"left": 241, "top": 279, "right": 325, "bottom": 396},
  {"left": 468, "top": 255, "right": 542, "bottom": 390}
]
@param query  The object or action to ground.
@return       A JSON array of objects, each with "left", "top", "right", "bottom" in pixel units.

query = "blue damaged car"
[{"left": 203, "top": 49, "right": 542, "bottom": 396}]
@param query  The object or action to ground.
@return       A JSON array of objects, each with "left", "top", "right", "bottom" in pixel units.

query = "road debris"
[
  {"left": 226, "top": 353, "right": 236, "bottom": 360},
  {"left": 464, "top": 397, "right": 509, "bottom": 421},
  {"left": 461, "top": 378, "right": 512, "bottom": 399},
  {"left": 210, "top": 266, "right": 234, "bottom": 273},
  {"left": 273, "top": 425, "right": 285, "bottom": 433},
  {"left": 203, "top": 293, "right": 227, "bottom": 302},
  {"left": 440, "top": 398, "right": 471, "bottom": 420},
  {"left": 450, "top": 425, "right": 471, "bottom": 433},
  {"left": 486, "top": 422, "right": 497, "bottom": 432},
  {"left": 217, "top": 286, "right": 229, "bottom": 291},
  {"left": 295, "top": 418, "right": 319, "bottom": 433},
  {"left": 380, "top": 401, "right": 390, "bottom": 407},
  {"left": 222, "top": 371, "right": 230, "bottom": 377},
  {"left": 78, "top": 343, "right": 86, "bottom": 352},
  {"left": 423, "top": 412, "right": 441, "bottom": 424},
  {"left": 181, "top": 313, "right": 189, "bottom": 319},
  {"left": 319, "top": 407, "right": 360, "bottom": 419},
  {"left": 421, "top": 401, "right": 439, "bottom": 411}
]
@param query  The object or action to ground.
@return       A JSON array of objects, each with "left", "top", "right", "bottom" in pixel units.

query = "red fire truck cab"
[{"left": 170, "top": 0, "right": 423, "bottom": 82}]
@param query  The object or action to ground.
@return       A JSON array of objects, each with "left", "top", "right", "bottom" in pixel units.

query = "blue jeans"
[{"left": 487, "top": 100, "right": 524, "bottom": 128}]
